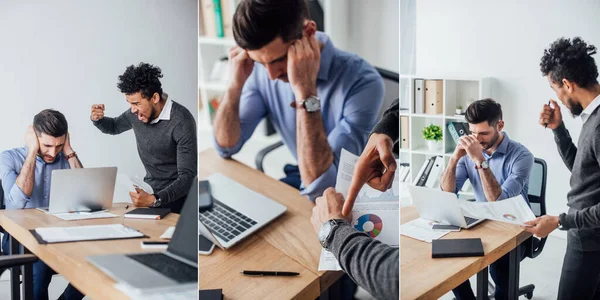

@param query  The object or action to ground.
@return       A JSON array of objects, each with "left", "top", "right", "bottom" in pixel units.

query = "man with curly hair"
[
  {"left": 526, "top": 37, "right": 600, "bottom": 299},
  {"left": 91, "top": 63, "right": 197, "bottom": 214}
]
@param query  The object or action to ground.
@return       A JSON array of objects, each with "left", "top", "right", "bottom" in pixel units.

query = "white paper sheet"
[
  {"left": 160, "top": 226, "right": 175, "bottom": 239},
  {"left": 113, "top": 174, "right": 154, "bottom": 203},
  {"left": 35, "top": 224, "right": 144, "bottom": 243},
  {"left": 52, "top": 212, "right": 118, "bottom": 221},
  {"left": 318, "top": 249, "right": 343, "bottom": 271},
  {"left": 400, "top": 218, "right": 451, "bottom": 243},
  {"left": 114, "top": 282, "right": 196, "bottom": 300},
  {"left": 458, "top": 195, "right": 536, "bottom": 226}
]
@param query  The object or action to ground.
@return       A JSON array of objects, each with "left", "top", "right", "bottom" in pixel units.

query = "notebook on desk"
[
  {"left": 432, "top": 238, "right": 484, "bottom": 258},
  {"left": 124, "top": 208, "right": 171, "bottom": 220}
]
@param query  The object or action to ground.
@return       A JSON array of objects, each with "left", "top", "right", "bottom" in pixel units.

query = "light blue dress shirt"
[
  {"left": 0, "top": 147, "right": 70, "bottom": 209},
  {"left": 454, "top": 132, "right": 534, "bottom": 204},
  {"left": 214, "top": 31, "right": 385, "bottom": 200}
]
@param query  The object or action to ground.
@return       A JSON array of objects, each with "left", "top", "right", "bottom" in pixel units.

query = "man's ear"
[
  {"left": 562, "top": 78, "right": 574, "bottom": 94},
  {"left": 152, "top": 92, "right": 161, "bottom": 104},
  {"left": 497, "top": 120, "right": 505, "bottom": 131},
  {"left": 303, "top": 20, "right": 317, "bottom": 37}
]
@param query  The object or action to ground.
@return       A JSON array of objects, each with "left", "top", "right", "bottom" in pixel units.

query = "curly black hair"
[
  {"left": 33, "top": 109, "right": 68, "bottom": 137},
  {"left": 540, "top": 37, "right": 599, "bottom": 88},
  {"left": 117, "top": 62, "right": 163, "bottom": 100},
  {"left": 233, "top": 0, "right": 309, "bottom": 50}
]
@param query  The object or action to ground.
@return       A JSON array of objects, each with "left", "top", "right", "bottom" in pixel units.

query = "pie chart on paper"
[{"left": 354, "top": 214, "right": 383, "bottom": 238}]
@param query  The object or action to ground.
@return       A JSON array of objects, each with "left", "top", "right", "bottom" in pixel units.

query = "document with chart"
[{"left": 458, "top": 195, "right": 536, "bottom": 226}]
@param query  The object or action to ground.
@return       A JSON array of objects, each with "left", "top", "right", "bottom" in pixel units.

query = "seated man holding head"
[
  {"left": 440, "top": 98, "right": 534, "bottom": 300},
  {"left": 0, "top": 109, "right": 84, "bottom": 300},
  {"left": 213, "top": 0, "right": 384, "bottom": 200}
]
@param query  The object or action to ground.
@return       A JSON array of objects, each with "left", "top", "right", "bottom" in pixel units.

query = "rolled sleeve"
[
  {"left": 213, "top": 69, "right": 267, "bottom": 158},
  {"left": 301, "top": 163, "right": 337, "bottom": 201},
  {"left": 0, "top": 152, "right": 30, "bottom": 209},
  {"left": 496, "top": 151, "right": 534, "bottom": 201}
]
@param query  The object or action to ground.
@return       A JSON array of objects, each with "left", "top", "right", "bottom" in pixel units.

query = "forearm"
[
  {"left": 15, "top": 152, "right": 36, "bottom": 197},
  {"left": 213, "top": 87, "right": 242, "bottom": 148},
  {"left": 553, "top": 122, "right": 577, "bottom": 171},
  {"left": 296, "top": 109, "right": 333, "bottom": 186},
  {"left": 67, "top": 155, "right": 83, "bottom": 169},
  {"left": 479, "top": 168, "right": 502, "bottom": 202},
  {"left": 330, "top": 224, "right": 399, "bottom": 300},
  {"left": 440, "top": 157, "right": 458, "bottom": 193}
]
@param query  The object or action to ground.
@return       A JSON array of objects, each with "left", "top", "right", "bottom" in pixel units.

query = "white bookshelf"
[{"left": 399, "top": 75, "right": 495, "bottom": 202}]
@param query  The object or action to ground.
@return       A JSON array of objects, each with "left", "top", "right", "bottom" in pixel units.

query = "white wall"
[
  {"left": 0, "top": 0, "right": 198, "bottom": 177},
  {"left": 415, "top": 0, "right": 600, "bottom": 238},
  {"left": 326, "top": 0, "right": 399, "bottom": 73}
]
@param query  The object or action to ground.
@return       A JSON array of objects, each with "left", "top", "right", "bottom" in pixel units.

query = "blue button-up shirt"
[
  {"left": 214, "top": 32, "right": 384, "bottom": 200},
  {"left": 0, "top": 147, "right": 70, "bottom": 209},
  {"left": 454, "top": 132, "right": 534, "bottom": 203}
]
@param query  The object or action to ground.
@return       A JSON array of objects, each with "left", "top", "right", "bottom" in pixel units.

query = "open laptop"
[
  {"left": 198, "top": 173, "right": 287, "bottom": 249},
  {"left": 37, "top": 167, "right": 117, "bottom": 214},
  {"left": 407, "top": 185, "right": 485, "bottom": 229},
  {"left": 86, "top": 178, "right": 198, "bottom": 292}
]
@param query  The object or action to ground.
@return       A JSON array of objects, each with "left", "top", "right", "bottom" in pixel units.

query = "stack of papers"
[
  {"left": 459, "top": 195, "right": 536, "bottom": 226},
  {"left": 400, "top": 218, "right": 451, "bottom": 243},
  {"left": 52, "top": 212, "right": 118, "bottom": 221},
  {"left": 33, "top": 224, "right": 144, "bottom": 243}
]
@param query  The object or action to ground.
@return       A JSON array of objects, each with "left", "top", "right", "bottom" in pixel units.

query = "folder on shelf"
[
  {"left": 425, "top": 156, "right": 444, "bottom": 188},
  {"left": 213, "top": 0, "right": 224, "bottom": 38},
  {"left": 414, "top": 79, "right": 425, "bottom": 114},
  {"left": 220, "top": 0, "right": 234, "bottom": 38},
  {"left": 424, "top": 80, "right": 443, "bottom": 115},
  {"left": 201, "top": 0, "right": 217, "bottom": 37},
  {"left": 414, "top": 157, "right": 436, "bottom": 187},
  {"left": 400, "top": 116, "right": 410, "bottom": 149}
]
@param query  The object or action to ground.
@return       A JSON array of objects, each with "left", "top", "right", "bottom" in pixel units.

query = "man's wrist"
[{"left": 294, "top": 85, "right": 317, "bottom": 102}]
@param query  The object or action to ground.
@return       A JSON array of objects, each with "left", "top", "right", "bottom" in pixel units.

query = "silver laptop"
[
  {"left": 86, "top": 178, "right": 198, "bottom": 292},
  {"left": 198, "top": 173, "right": 287, "bottom": 249},
  {"left": 407, "top": 185, "right": 484, "bottom": 229},
  {"left": 37, "top": 167, "right": 117, "bottom": 214}
]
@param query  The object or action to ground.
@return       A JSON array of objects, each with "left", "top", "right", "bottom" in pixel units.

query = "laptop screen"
[{"left": 167, "top": 178, "right": 198, "bottom": 265}]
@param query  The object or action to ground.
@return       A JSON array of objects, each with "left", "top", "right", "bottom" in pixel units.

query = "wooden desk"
[
  {"left": 198, "top": 149, "right": 343, "bottom": 300},
  {"left": 401, "top": 206, "right": 531, "bottom": 300},
  {"left": 0, "top": 203, "right": 179, "bottom": 300}
]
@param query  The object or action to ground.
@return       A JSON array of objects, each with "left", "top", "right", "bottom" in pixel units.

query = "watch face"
[
  {"left": 304, "top": 96, "right": 321, "bottom": 112},
  {"left": 481, "top": 161, "right": 489, "bottom": 169},
  {"left": 318, "top": 220, "right": 332, "bottom": 246}
]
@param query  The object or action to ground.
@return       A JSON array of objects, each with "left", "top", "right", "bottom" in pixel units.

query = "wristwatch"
[
  {"left": 318, "top": 219, "right": 348, "bottom": 250},
  {"left": 558, "top": 213, "right": 566, "bottom": 230},
  {"left": 296, "top": 96, "right": 321, "bottom": 112},
  {"left": 152, "top": 194, "right": 163, "bottom": 208},
  {"left": 475, "top": 160, "right": 489, "bottom": 170}
]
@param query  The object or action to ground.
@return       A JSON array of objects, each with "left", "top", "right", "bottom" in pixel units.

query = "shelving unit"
[{"left": 399, "top": 75, "right": 495, "bottom": 202}]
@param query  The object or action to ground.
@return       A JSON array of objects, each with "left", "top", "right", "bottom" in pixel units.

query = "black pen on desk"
[{"left": 241, "top": 270, "right": 300, "bottom": 276}]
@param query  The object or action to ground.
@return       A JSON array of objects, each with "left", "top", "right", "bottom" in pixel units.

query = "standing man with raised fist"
[
  {"left": 213, "top": 0, "right": 384, "bottom": 202},
  {"left": 524, "top": 37, "right": 600, "bottom": 299},
  {"left": 91, "top": 62, "right": 197, "bottom": 214}
]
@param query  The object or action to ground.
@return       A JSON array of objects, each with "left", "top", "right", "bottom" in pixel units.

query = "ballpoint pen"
[
  {"left": 240, "top": 270, "right": 300, "bottom": 276},
  {"left": 544, "top": 100, "right": 551, "bottom": 128}
]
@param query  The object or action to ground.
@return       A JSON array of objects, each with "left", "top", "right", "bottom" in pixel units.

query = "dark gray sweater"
[
  {"left": 555, "top": 105, "right": 600, "bottom": 251},
  {"left": 93, "top": 101, "right": 197, "bottom": 213},
  {"left": 330, "top": 98, "right": 399, "bottom": 300}
]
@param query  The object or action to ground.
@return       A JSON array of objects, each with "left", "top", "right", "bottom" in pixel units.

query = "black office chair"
[
  {"left": 255, "top": 67, "right": 400, "bottom": 172},
  {"left": 487, "top": 158, "right": 548, "bottom": 299}
]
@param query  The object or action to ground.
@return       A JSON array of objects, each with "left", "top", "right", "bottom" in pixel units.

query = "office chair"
[
  {"left": 255, "top": 67, "right": 400, "bottom": 173},
  {"left": 487, "top": 158, "right": 548, "bottom": 299},
  {"left": 0, "top": 180, "right": 39, "bottom": 276}
]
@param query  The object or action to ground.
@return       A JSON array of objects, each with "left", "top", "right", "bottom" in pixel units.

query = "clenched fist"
[{"left": 91, "top": 104, "right": 105, "bottom": 121}]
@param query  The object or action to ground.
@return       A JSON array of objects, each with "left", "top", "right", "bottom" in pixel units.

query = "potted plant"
[
  {"left": 422, "top": 124, "right": 443, "bottom": 151},
  {"left": 456, "top": 105, "right": 463, "bottom": 115}
]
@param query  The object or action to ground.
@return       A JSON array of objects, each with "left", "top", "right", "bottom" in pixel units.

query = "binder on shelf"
[
  {"left": 412, "top": 158, "right": 430, "bottom": 186},
  {"left": 447, "top": 122, "right": 461, "bottom": 145},
  {"left": 414, "top": 79, "right": 424, "bottom": 114},
  {"left": 213, "top": 0, "right": 225, "bottom": 38},
  {"left": 425, "top": 156, "right": 444, "bottom": 188},
  {"left": 220, "top": 0, "right": 234, "bottom": 38},
  {"left": 400, "top": 116, "right": 410, "bottom": 149},
  {"left": 414, "top": 157, "right": 436, "bottom": 187},
  {"left": 424, "top": 80, "right": 443, "bottom": 115},
  {"left": 201, "top": 0, "right": 217, "bottom": 38}
]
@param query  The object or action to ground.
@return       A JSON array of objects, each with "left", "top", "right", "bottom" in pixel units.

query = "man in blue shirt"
[
  {"left": 213, "top": 0, "right": 384, "bottom": 201},
  {"left": 440, "top": 99, "right": 534, "bottom": 300},
  {"left": 0, "top": 110, "right": 84, "bottom": 300}
]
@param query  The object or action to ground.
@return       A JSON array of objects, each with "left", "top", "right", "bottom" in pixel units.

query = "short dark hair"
[
  {"left": 232, "top": 0, "right": 309, "bottom": 50},
  {"left": 117, "top": 62, "right": 163, "bottom": 100},
  {"left": 465, "top": 99, "right": 503, "bottom": 126},
  {"left": 540, "top": 37, "right": 599, "bottom": 88},
  {"left": 33, "top": 109, "right": 68, "bottom": 137}
]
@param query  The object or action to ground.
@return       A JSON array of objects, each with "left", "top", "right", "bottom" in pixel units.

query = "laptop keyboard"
[
  {"left": 127, "top": 253, "right": 196, "bottom": 283},
  {"left": 464, "top": 216, "right": 479, "bottom": 226},
  {"left": 198, "top": 199, "right": 257, "bottom": 243}
]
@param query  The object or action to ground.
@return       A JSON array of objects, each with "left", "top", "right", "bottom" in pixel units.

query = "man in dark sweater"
[
  {"left": 527, "top": 37, "right": 600, "bottom": 299},
  {"left": 90, "top": 63, "right": 197, "bottom": 214},
  {"left": 311, "top": 99, "right": 399, "bottom": 300}
]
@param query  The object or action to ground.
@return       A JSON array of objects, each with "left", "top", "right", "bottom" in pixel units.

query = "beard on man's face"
[
  {"left": 481, "top": 130, "right": 500, "bottom": 150},
  {"left": 567, "top": 98, "right": 584, "bottom": 117}
]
